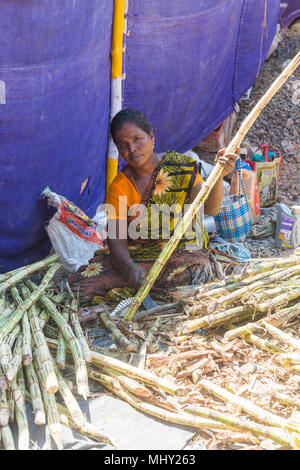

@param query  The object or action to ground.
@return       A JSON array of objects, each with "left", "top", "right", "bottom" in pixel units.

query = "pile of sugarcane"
[
  {"left": 0, "top": 254, "right": 114, "bottom": 450},
  {"left": 173, "top": 250, "right": 300, "bottom": 337}
]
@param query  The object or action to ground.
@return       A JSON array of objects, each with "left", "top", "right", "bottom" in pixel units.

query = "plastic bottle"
[
  {"left": 275, "top": 204, "right": 300, "bottom": 249},
  {"left": 291, "top": 205, "right": 300, "bottom": 249}
]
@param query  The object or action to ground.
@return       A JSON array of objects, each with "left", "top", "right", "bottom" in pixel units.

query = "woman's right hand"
[{"left": 127, "top": 263, "right": 146, "bottom": 288}]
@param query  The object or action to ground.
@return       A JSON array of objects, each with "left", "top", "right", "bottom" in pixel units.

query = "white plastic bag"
[{"left": 43, "top": 188, "right": 106, "bottom": 273}]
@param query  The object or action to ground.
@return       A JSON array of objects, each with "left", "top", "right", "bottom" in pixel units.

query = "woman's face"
[{"left": 113, "top": 121, "right": 155, "bottom": 170}]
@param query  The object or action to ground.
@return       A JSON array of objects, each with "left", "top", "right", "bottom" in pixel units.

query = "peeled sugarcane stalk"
[
  {"left": 175, "top": 305, "right": 254, "bottom": 336},
  {"left": 184, "top": 405, "right": 292, "bottom": 448},
  {"left": 48, "top": 356, "right": 86, "bottom": 428},
  {"left": 99, "top": 310, "right": 136, "bottom": 352},
  {"left": 1, "top": 425, "right": 15, "bottom": 450},
  {"left": 10, "top": 377, "right": 29, "bottom": 450},
  {"left": 90, "top": 370, "right": 231, "bottom": 431},
  {"left": 20, "top": 285, "right": 59, "bottom": 394},
  {"left": 0, "top": 254, "right": 59, "bottom": 295},
  {"left": 243, "top": 333, "right": 286, "bottom": 354},
  {"left": 123, "top": 51, "right": 300, "bottom": 322},
  {"left": 26, "top": 280, "right": 89, "bottom": 400},
  {"left": 56, "top": 302, "right": 70, "bottom": 370},
  {"left": 136, "top": 317, "right": 161, "bottom": 369},
  {"left": 200, "top": 379, "right": 286, "bottom": 428},
  {"left": 32, "top": 360, "right": 64, "bottom": 450},
  {"left": 0, "top": 264, "right": 60, "bottom": 345},
  {"left": 24, "top": 361, "right": 46, "bottom": 425},
  {"left": 10, "top": 287, "right": 32, "bottom": 366},
  {"left": 261, "top": 320, "right": 300, "bottom": 352}
]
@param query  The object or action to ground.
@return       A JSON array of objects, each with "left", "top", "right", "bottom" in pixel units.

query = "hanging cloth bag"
[
  {"left": 245, "top": 143, "right": 283, "bottom": 208},
  {"left": 214, "top": 161, "right": 252, "bottom": 243}
]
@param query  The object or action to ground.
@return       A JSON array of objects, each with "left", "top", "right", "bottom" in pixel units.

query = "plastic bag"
[{"left": 42, "top": 188, "right": 106, "bottom": 273}]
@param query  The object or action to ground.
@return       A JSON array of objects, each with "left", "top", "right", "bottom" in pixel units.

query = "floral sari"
[{"left": 68, "top": 151, "right": 215, "bottom": 303}]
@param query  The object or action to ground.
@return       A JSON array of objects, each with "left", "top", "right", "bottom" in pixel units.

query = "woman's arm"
[
  {"left": 107, "top": 220, "right": 146, "bottom": 288},
  {"left": 190, "top": 149, "right": 238, "bottom": 216}
]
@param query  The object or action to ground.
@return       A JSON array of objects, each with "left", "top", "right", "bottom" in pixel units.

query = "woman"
[{"left": 69, "top": 108, "right": 237, "bottom": 302}]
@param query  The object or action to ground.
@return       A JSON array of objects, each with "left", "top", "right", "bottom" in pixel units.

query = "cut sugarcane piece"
[
  {"left": 7, "top": 388, "right": 14, "bottom": 423},
  {"left": 273, "top": 392, "right": 300, "bottom": 410},
  {"left": 273, "top": 353, "right": 300, "bottom": 367},
  {"left": 0, "top": 387, "right": 9, "bottom": 427},
  {"left": 184, "top": 406, "right": 292, "bottom": 448},
  {"left": 136, "top": 317, "right": 161, "bottom": 369},
  {"left": 99, "top": 310, "right": 136, "bottom": 352},
  {"left": 69, "top": 298, "right": 92, "bottom": 362},
  {"left": 56, "top": 302, "right": 70, "bottom": 370},
  {"left": 0, "top": 263, "right": 60, "bottom": 344},
  {"left": 243, "top": 333, "right": 286, "bottom": 354},
  {"left": 24, "top": 361, "right": 46, "bottom": 425},
  {"left": 200, "top": 379, "right": 286, "bottom": 428}
]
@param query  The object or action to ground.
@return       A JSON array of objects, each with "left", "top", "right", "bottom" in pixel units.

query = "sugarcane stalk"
[
  {"left": 243, "top": 256, "right": 300, "bottom": 278},
  {"left": 20, "top": 284, "right": 59, "bottom": 394},
  {"left": 88, "top": 364, "right": 152, "bottom": 398},
  {"left": 273, "top": 353, "right": 300, "bottom": 367},
  {"left": 32, "top": 360, "right": 64, "bottom": 450},
  {"left": 9, "top": 334, "right": 23, "bottom": 381},
  {"left": 69, "top": 299, "right": 92, "bottom": 362},
  {"left": 123, "top": 51, "right": 300, "bottom": 322},
  {"left": 261, "top": 320, "right": 300, "bottom": 352},
  {"left": 10, "top": 287, "right": 33, "bottom": 365},
  {"left": 1, "top": 425, "right": 15, "bottom": 450},
  {"left": 54, "top": 400, "right": 114, "bottom": 446},
  {"left": 24, "top": 361, "right": 46, "bottom": 425},
  {"left": 0, "top": 264, "right": 60, "bottom": 344},
  {"left": 49, "top": 356, "right": 86, "bottom": 428},
  {"left": 257, "top": 287, "right": 300, "bottom": 313},
  {"left": 0, "top": 388, "right": 9, "bottom": 427},
  {"left": 184, "top": 406, "right": 292, "bottom": 448},
  {"left": 0, "top": 254, "right": 59, "bottom": 295},
  {"left": 175, "top": 305, "right": 254, "bottom": 336},
  {"left": 56, "top": 302, "right": 69, "bottom": 370},
  {"left": 10, "top": 378, "right": 29, "bottom": 450},
  {"left": 0, "top": 341, "right": 15, "bottom": 383},
  {"left": 99, "top": 310, "right": 136, "bottom": 352},
  {"left": 243, "top": 333, "right": 286, "bottom": 354},
  {"left": 7, "top": 388, "right": 14, "bottom": 423},
  {"left": 17, "top": 366, "right": 26, "bottom": 399},
  {"left": 136, "top": 317, "right": 161, "bottom": 369},
  {"left": 89, "top": 370, "right": 231, "bottom": 431},
  {"left": 273, "top": 392, "right": 300, "bottom": 410},
  {"left": 47, "top": 338, "right": 186, "bottom": 397},
  {"left": 268, "top": 303, "right": 300, "bottom": 327},
  {"left": 39, "top": 309, "right": 51, "bottom": 330},
  {"left": 7, "top": 324, "right": 21, "bottom": 349},
  {"left": 26, "top": 280, "right": 89, "bottom": 400},
  {"left": 200, "top": 379, "right": 286, "bottom": 428}
]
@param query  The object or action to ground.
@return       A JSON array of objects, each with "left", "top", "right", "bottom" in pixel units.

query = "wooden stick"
[{"left": 123, "top": 51, "right": 300, "bottom": 322}]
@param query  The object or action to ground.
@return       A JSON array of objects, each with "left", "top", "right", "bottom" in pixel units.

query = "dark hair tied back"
[{"left": 110, "top": 108, "right": 152, "bottom": 142}]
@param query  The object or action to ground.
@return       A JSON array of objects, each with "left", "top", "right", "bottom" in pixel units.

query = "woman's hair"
[{"left": 110, "top": 108, "right": 152, "bottom": 141}]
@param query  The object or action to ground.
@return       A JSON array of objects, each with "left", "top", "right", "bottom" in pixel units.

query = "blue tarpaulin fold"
[{"left": 0, "top": 0, "right": 280, "bottom": 272}]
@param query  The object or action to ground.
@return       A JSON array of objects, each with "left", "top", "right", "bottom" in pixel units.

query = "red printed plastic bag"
[{"left": 42, "top": 188, "right": 105, "bottom": 272}]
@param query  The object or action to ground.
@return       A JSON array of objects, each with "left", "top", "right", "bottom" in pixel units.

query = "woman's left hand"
[{"left": 214, "top": 147, "right": 240, "bottom": 177}]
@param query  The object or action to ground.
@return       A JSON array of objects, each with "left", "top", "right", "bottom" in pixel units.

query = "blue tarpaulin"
[{"left": 0, "top": 0, "right": 280, "bottom": 272}]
